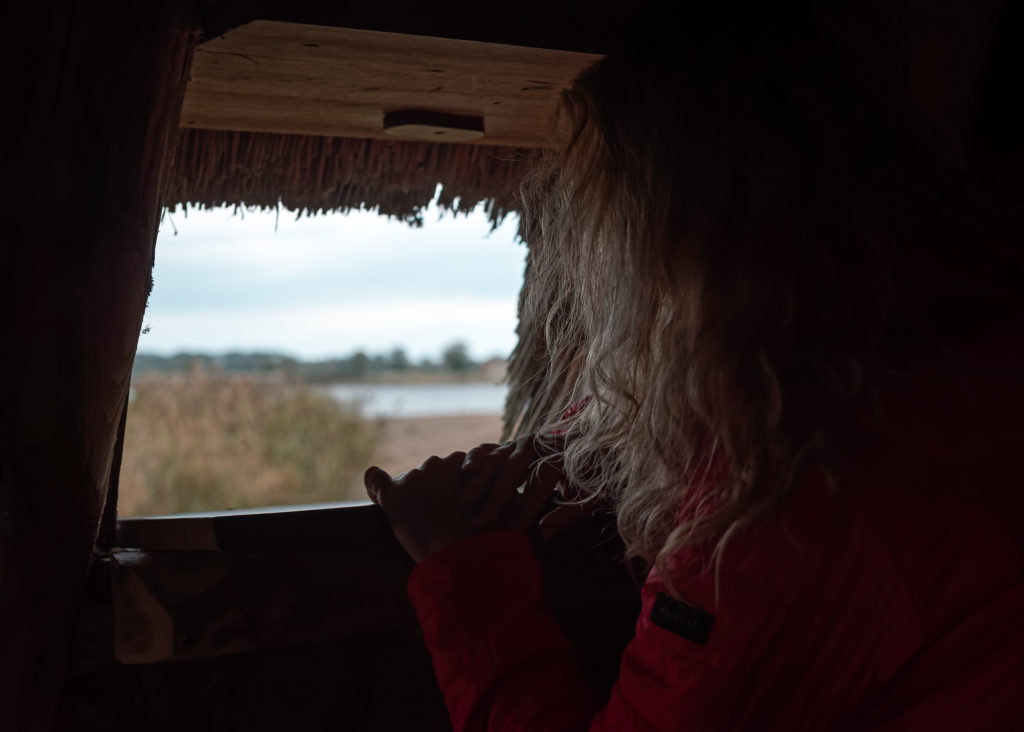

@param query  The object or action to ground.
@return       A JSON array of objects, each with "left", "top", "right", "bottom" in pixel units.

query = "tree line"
[{"left": 132, "top": 342, "right": 497, "bottom": 383}]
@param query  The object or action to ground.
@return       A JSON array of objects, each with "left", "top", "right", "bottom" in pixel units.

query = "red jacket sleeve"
[
  {"left": 406, "top": 532, "right": 771, "bottom": 731},
  {"left": 407, "top": 532, "right": 607, "bottom": 731},
  {"left": 407, "top": 521, "right": 926, "bottom": 731}
]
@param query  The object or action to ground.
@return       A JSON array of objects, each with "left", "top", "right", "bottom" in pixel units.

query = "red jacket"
[{"left": 407, "top": 318, "right": 1024, "bottom": 731}]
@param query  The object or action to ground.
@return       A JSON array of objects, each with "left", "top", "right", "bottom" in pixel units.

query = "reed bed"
[{"left": 119, "top": 370, "right": 380, "bottom": 516}]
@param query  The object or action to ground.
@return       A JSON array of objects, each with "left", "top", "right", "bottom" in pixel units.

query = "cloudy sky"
[{"left": 140, "top": 202, "right": 526, "bottom": 362}]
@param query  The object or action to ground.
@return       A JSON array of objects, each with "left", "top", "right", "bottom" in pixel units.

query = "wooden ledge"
[{"left": 117, "top": 501, "right": 381, "bottom": 551}]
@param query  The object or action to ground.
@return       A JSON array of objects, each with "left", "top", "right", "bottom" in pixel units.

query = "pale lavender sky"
[{"left": 141, "top": 201, "right": 526, "bottom": 361}]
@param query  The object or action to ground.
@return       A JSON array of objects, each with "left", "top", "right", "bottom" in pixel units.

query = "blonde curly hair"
[{"left": 516, "top": 15, "right": 1023, "bottom": 584}]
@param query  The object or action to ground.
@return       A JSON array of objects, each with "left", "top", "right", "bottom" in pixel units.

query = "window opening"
[{"left": 120, "top": 201, "right": 525, "bottom": 517}]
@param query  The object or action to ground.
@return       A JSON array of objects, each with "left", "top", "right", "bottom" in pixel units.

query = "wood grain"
[{"left": 180, "top": 21, "right": 602, "bottom": 147}]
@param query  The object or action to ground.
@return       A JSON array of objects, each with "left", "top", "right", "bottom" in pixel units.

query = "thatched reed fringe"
[{"left": 162, "top": 128, "right": 532, "bottom": 227}]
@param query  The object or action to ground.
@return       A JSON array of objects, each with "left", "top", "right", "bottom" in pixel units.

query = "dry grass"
[{"left": 119, "top": 370, "right": 381, "bottom": 516}]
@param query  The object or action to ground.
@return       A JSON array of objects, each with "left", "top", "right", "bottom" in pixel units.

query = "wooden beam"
[
  {"left": 0, "top": 2, "right": 198, "bottom": 729},
  {"left": 180, "top": 21, "right": 602, "bottom": 146}
]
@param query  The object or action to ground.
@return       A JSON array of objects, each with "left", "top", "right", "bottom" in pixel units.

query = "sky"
[{"left": 140, "top": 201, "right": 527, "bottom": 362}]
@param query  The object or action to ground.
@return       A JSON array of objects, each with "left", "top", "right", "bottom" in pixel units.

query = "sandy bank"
[{"left": 370, "top": 413, "right": 505, "bottom": 478}]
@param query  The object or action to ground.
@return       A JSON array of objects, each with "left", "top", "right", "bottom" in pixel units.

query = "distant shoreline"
[
  {"left": 315, "top": 371, "right": 504, "bottom": 385},
  {"left": 132, "top": 348, "right": 508, "bottom": 385},
  {"left": 131, "top": 369, "right": 506, "bottom": 386}
]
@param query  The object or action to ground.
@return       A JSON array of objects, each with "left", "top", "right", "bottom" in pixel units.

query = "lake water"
[{"left": 326, "top": 381, "right": 508, "bottom": 418}]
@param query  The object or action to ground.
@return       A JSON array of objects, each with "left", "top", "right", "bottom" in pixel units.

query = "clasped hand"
[{"left": 364, "top": 435, "right": 569, "bottom": 562}]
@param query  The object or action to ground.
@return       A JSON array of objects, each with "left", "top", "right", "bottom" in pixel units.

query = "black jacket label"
[{"left": 651, "top": 592, "right": 715, "bottom": 645}]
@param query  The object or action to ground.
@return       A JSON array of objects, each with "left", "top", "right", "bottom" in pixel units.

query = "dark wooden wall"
[
  {"left": 1, "top": 3, "right": 198, "bottom": 729},
  {"left": 58, "top": 510, "right": 638, "bottom": 731}
]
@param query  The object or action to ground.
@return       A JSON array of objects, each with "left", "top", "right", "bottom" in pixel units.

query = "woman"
[{"left": 365, "top": 6, "right": 1024, "bottom": 730}]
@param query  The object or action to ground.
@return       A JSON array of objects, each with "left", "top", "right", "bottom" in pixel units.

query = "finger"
[
  {"left": 441, "top": 451, "right": 468, "bottom": 493},
  {"left": 470, "top": 484, "right": 519, "bottom": 530},
  {"left": 470, "top": 444, "right": 536, "bottom": 528},
  {"left": 538, "top": 503, "right": 593, "bottom": 542},
  {"left": 461, "top": 441, "right": 515, "bottom": 507},
  {"left": 510, "top": 479, "right": 558, "bottom": 532},
  {"left": 418, "top": 454, "right": 445, "bottom": 471},
  {"left": 473, "top": 438, "right": 536, "bottom": 523},
  {"left": 525, "top": 456, "right": 565, "bottom": 497},
  {"left": 363, "top": 466, "right": 393, "bottom": 506},
  {"left": 462, "top": 443, "right": 500, "bottom": 472},
  {"left": 443, "top": 450, "right": 468, "bottom": 467}
]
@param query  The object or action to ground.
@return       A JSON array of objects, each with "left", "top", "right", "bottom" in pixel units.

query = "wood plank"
[{"left": 181, "top": 20, "right": 602, "bottom": 146}]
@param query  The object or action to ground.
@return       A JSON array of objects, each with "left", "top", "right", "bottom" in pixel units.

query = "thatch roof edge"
[{"left": 162, "top": 128, "right": 533, "bottom": 227}]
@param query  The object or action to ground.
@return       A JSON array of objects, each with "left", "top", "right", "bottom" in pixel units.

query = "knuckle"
[
  {"left": 466, "top": 444, "right": 498, "bottom": 465},
  {"left": 446, "top": 450, "right": 467, "bottom": 464},
  {"left": 494, "top": 441, "right": 515, "bottom": 455}
]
